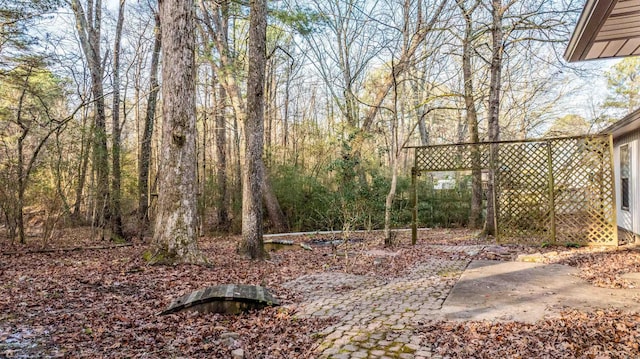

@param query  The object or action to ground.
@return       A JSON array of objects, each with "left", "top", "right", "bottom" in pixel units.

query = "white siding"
[{"left": 614, "top": 129, "right": 640, "bottom": 236}]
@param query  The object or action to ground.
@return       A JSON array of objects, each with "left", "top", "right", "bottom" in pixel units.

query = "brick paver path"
[{"left": 284, "top": 245, "right": 484, "bottom": 358}]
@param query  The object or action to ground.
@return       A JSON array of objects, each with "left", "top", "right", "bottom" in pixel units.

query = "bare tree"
[
  {"left": 198, "top": 0, "right": 288, "bottom": 233},
  {"left": 0, "top": 58, "right": 79, "bottom": 244},
  {"left": 70, "top": 0, "right": 110, "bottom": 233},
  {"left": 483, "top": 0, "right": 504, "bottom": 236},
  {"left": 457, "top": 0, "right": 483, "bottom": 229},
  {"left": 110, "top": 0, "right": 126, "bottom": 240},
  {"left": 304, "top": 0, "right": 447, "bottom": 175},
  {"left": 381, "top": 0, "right": 454, "bottom": 245},
  {"left": 138, "top": 12, "right": 161, "bottom": 238},
  {"left": 479, "top": 0, "right": 574, "bottom": 234},
  {"left": 240, "top": 0, "right": 267, "bottom": 259},
  {"left": 148, "top": 0, "right": 206, "bottom": 264},
  {"left": 213, "top": 73, "right": 229, "bottom": 231}
]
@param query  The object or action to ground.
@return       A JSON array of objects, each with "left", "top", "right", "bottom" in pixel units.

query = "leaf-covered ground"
[
  {"left": 1, "top": 228, "right": 639, "bottom": 358},
  {"left": 419, "top": 309, "right": 640, "bottom": 358}
]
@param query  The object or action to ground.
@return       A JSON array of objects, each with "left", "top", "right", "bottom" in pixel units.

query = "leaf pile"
[
  {"left": 2, "top": 228, "right": 638, "bottom": 357},
  {"left": 0, "top": 228, "right": 475, "bottom": 358},
  {"left": 419, "top": 309, "right": 640, "bottom": 358},
  {"left": 553, "top": 247, "right": 640, "bottom": 288},
  {"left": 0, "top": 238, "right": 341, "bottom": 358}
]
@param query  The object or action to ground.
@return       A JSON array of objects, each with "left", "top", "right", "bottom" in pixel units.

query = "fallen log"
[
  {"left": 263, "top": 239, "right": 294, "bottom": 245},
  {"left": 1, "top": 243, "right": 134, "bottom": 255}
]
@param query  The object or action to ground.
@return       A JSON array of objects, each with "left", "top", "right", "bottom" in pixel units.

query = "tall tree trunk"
[
  {"left": 240, "top": 0, "right": 267, "bottom": 259},
  {"left": 283, "top": 60, "right": 292, "bottom": 150},
  {"left": 413, "top": 63, "right": 429, "bottom": 146},
  {"left": 149, "top": 0, "right": 205, "bottom": 264},
  {"left": 485, "top": 0, "right": 504, "bottom": 236},
  {"left": 17, "top": 125, "right": 27, "bottom": 245},
  {"left": 458, "top": 0, "right": 483, "bottom": 229},
  {"left": 214, "top": 77, "right": 230, "bottom": 231},
  {"left": 91, "top": 69, "right": 110, "bottom": 232},
  {"left": 199, "top": 0, "right": 287, "bottom": 235},
  {"left": 384, "top": 156, "right": 398, "bottom": 246},
  {"left": 71, "top": 0, "right": 110, "bottom": 232},
  {"left": 200, "top": 71, "right": 208, "bottom": 234},
  {"left": 260, "top": 162, "right": 288, "bottom": 233},
  {"left": 137, "top": 14, "right": 161, "bottom": 239},
  {"left": 15, "top": 70, "right": 29, "bottom": 244},
  {"left": 264, "top": 57, "right": 274, "bottom": 161},
  {"left": 54, "top": 129, "right": 72, "bottom": 216},
  {"left": 233, "top": 113, "right": 242, "bottom": 215},
  {"left": 384, "top": 102, "right": 399, "bottom": 246},
  {"left": 416, "top": 108, "right": 429, "bottom": 145},
  {"left": 110, "top": 0, "right": 125, "bottom": 241},
  {"left": 73, "top": 109, "right": 91, "bottom": 219}
]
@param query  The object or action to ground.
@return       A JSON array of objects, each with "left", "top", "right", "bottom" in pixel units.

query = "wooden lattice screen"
[{"left": 408, "top": 135, "right": 618, "bottom": 245}]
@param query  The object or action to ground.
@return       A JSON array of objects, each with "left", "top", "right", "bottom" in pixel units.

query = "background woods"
[{"left": 0, "top": 0, "right": 629, "bottom": 250}]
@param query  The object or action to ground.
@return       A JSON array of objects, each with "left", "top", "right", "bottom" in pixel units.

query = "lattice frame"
[
  {"left": 495, "top": 141, "right": 552, "bottom": 243},
  {"left": 409, "top": 135, "right": 618, "bottom": 245}
]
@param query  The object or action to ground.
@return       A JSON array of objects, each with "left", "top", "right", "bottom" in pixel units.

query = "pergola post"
[
  {"left": 545, "top": 140, "right": 557, "bottom": 244},
  {"left": 607, "top": 134, "right": 619, "bottom": 246},
  {"left": 411, "top": 167, "right": 418, "bottom": 245}
]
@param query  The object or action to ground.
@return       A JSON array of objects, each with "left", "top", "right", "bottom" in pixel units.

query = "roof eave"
[
  {"left": 564, "top": 0, "right": 618, "bottom": 62},
  {"left": 601, "top": 108, "right": 640, "bottom": 138}
]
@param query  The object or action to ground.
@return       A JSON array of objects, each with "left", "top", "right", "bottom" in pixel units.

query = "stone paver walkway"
[{"left": 284, "top": 245, "right": 485, "bottom": 358}]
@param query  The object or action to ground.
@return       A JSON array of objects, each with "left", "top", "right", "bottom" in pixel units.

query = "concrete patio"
[{"left": 284, "top": 245, "right": 640, "bottom": 358}]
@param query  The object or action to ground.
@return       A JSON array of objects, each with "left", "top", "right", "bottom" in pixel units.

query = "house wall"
[{"left": 614, "top": 129, "right": 640, "bottom": 236}]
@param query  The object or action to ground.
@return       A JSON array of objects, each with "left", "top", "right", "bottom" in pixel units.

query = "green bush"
[
  {"left": 270, "top": 164, "right": 476, "bottom": 232},
  {"left": 270, "top": 164, "right": 335, "bottom": 231},
  {"left": 395, "top": 176, "right": 474, "bottom": 229}
]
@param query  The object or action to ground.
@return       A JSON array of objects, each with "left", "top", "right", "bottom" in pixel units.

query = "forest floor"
[{"left": 1, "top": 228, "right": 639, "bottom": 358}]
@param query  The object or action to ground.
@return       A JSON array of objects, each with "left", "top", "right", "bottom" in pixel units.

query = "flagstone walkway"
[{"left": 284, "top": 245, "right": 485, "bottom": 359}]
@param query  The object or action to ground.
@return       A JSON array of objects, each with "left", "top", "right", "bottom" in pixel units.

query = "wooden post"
[
  {"left": 411, "top": 167, "right": 418, "bottom": 245},
  {"left": 607, "top": 134, "right": 618, "bottom": 246},
  {"left": 546, "top": 140, "right": 556, "bottom": 244}
]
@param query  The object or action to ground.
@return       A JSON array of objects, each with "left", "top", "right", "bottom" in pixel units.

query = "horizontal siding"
[
  {"left": 614, "top": 128, "right": 640, "bottom": 237},
  {"left": 615, "top": 128, "right": 640, "bottom": 145}
]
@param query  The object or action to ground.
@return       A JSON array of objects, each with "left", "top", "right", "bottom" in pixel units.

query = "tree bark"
[
  {"left": 485, "top": 0, "right": 504, "bottom": 236},
  {"left": 137, "top": 14, "right": 161, "bottom": 239},
  {"left": 412, "top": 62, "right": 429, "bottom": 146},
  {"left": 70, "top": 0, "right": 110, "bottom": 232},
  {"left": 214, "top": 76, "right": 230, "bottom": 231},
  {"left": 198, "top": 0, "right": 287, "bottom": 235},
  {"left": 384, "top": 157, "right": 398, "bottom": 246},
  {"left": 149, "top": 0, "right": 205, "bottom": 264},
  {"left": 110, "top": 0, "right": 125, "bottom": 241},
  {"left": 240, "top": 0, "right": 267, "bottom": 259},
  {"left": 458, "top": 0, "right": 483, "bottom": 229},
  {"left": 16, "top": 76, "right": 29, "bottom": 244},
  {"left": 260, "top": 162, "right": 288, "bottom": 233},
  {"left": 72, "top": 108, "right": 91, "bottom": 220}
]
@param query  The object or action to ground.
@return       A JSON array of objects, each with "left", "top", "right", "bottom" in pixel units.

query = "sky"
[{"left": 33, "top": 0, "right": 626, "bottom": 131}]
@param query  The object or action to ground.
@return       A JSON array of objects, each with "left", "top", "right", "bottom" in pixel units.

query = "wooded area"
[{"left": 1, "top": 0, "right": 639, "bottom": 261}]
